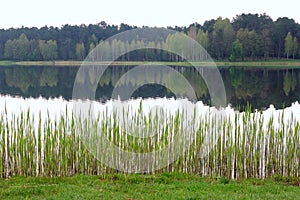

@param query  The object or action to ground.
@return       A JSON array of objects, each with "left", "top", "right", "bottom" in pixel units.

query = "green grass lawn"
[{"left": 1, "top": 174, "right": 299, "bottom": 200}]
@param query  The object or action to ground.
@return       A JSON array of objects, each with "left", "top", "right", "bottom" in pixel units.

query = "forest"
[{"left": 1, "top": 13, "right": 300, "bottom": 61}]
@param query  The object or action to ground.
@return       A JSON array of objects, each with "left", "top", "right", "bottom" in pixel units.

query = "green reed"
[{"left": 0, "top": 102, "right": 299, "bottom": 179}]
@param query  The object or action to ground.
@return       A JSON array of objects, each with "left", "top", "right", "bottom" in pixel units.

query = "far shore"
[{"left": 1, "top": 60, "right": 300, "bottom": 68}]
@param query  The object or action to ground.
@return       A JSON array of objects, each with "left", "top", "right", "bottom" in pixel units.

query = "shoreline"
[{"left": 1, "top": 60, "right": 300, "bottom": 68}]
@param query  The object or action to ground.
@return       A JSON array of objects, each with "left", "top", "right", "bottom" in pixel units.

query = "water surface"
[{"left": 0, "top": 65, "right": 299, "bottom": 110}]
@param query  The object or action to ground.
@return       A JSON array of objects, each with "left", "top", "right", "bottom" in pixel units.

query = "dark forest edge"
[
  {"left": 2, "top": 60, "right": 300, "bottom": 68},
  {"left": 1, "top": 13, "right": 300, "bottom": 62}
]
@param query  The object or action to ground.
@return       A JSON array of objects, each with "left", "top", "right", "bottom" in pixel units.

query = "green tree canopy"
[
  {"left": 285, "top": 32, "right": 293, "bottom": 59},
  {"left": 292, "top": 37, "right": 298, "bottom": 59},
  {"left": 39, "top": 40, "right": 58, "bottom": 61},
  {"left": 76, "top": 42, "right": 85, "bottom": 60},
  {"left": 230, "top": 39, "right": 243, "bottom": 61},
  {"left": 197, "top": 29, "right": 209, "bottom": 50},
  {"left": 212, "top": 17, "right": 235, "bottom": 59},
  {"left": 4, "top": 33, "right": 30, "bottom": 61}
]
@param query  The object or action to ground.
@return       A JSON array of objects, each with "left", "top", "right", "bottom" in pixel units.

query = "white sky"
[{"left": 1, "top": 0, "right": 300, "bottom": 29}]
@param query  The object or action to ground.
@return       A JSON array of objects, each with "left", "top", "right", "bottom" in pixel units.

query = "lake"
[
  {"left": 0, "top": 65, "right": 299, "bottom": 178},
  {"left": 0, "top": 65, "right": 299, "bottom": 110}
]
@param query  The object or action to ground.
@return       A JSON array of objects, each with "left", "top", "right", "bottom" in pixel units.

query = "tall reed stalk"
[{"left": 0, "top": 101, "right": 299, "bottom": 179}]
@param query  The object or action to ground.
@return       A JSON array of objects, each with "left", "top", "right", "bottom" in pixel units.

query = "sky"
[{"left": 1, "top": 0, "right": 300, "bottom": 29}]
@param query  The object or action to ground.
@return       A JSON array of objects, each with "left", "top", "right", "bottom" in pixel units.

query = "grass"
[
  {"left": 215, "top": 59, "right": 300, "bottom": 68},
  {"left": 2, "top": 59, "right": 300, "bottom": 67},
  {"left": 0, "top": 174, "right": 300, "bottom": 199},
  {"left": 0, "top": 101, "right": 299, "bottom": 179},
  {"left": 0, "top": 60, "right": 16, "bottom": 66}
]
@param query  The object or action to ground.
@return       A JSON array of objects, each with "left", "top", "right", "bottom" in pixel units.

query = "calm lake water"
[
  {"left": 0, "top": 65, "right": 299, "bottom": 110},
  {"left": 1, "top": 65, "right": 299, "bottom": 177}
]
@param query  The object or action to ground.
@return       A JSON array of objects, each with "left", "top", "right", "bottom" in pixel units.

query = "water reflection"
[{"left": 0, "top": 65, "right": 299, "bottom": 110}]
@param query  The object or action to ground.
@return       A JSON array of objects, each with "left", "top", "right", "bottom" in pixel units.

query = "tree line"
[{"left": 1, "top": 13, "right": 300, "bottom": 61}]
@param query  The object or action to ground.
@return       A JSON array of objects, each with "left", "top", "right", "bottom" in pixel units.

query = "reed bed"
[{"left": 0, "top": 100, "right": 299, "bottom": 179}]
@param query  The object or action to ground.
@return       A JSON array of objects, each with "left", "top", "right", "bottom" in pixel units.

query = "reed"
[{"left": 0, "top": 101, "right": 299, "bottom": 179}]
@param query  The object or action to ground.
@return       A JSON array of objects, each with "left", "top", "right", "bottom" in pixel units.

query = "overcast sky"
[{"left": 1, "top": 0, "right": 299, "bottom": 29}]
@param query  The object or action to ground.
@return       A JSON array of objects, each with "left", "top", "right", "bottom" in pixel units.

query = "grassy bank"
[
  {"left": 1, "top": 174, "right": 300, "bottom": 200},
  {"left": 2, "top": 60, "right": 300, "bottom": 67}
]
